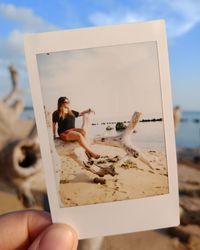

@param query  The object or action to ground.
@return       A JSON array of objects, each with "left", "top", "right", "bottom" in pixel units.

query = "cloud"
[
  {"left": 0, "top": 3, "right": 57, "bottom": 32},
  {"left": 0, "top": 3, "right": 58, "bottom": 59},
  {"left": 0, "top": 3, "right": 58, "bottom": 104},
  {"left": 89, "top": 0, "right": 200, "bottom": 39},
  {"left": 90, "top": 10, "right": 144, "bottom": 26},
  {"left": 160, "top": 0, "right": 200, "bottom": 37}
]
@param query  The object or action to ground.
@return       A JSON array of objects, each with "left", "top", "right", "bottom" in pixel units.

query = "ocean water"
[
  {"left": 21, "top": 107, "right": 35, "bottom": 119},
  {"left": 176, "top": 111, "right": 200, "bottom": 148},
  {"left": 21, "top": 108, "right": 200, "bottom": 149}
]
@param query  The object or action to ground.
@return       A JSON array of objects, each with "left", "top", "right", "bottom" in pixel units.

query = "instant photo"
[{"left": 24, "top": 20, "right": 179, "bottom": 239}]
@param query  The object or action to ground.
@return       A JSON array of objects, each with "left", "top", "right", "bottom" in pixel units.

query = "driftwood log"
[
  {"left": 52, "top": 110, "right": 154, "bottom": 182},
  {"left": 173, "top": 106, "right": 181, "bottom": 130},
  {"left": 0, "top": 65, "right": 42, "bottom": 207},
  {"left": 93, "top": 112, "right": 154, "bottom": 170}
]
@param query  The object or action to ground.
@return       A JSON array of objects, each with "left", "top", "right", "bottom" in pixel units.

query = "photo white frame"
[{"left": 24, "top": 20, "right": 179, "bottom": 239}]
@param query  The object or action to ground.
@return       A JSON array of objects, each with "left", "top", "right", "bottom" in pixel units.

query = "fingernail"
[{"left": 38, "top": 225, "right": 77, "bottom": 250}]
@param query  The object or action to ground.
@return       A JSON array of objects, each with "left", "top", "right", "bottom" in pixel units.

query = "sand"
[
  {"left": 55, "top": 143, "right": 169, "bottom": 207},
  {"left": 0, "top": 170, "right": 45, "bottom": 213}
]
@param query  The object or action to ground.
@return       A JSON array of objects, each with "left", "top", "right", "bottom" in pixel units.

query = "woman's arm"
[{"left": 79, "top": 108, "right": 95, "bottom": 116}]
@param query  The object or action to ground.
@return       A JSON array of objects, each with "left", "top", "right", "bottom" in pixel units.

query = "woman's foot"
[{"left": 85, "top": 150, "right": 100, "bottom": 159}]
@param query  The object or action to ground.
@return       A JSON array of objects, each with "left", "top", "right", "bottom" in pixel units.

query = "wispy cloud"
[
  {"left": 0, "top": 3, "right": 58, "bottom": 59},
  {"left": 0, "top": 3, "right": 57, "bottom": 32},
  {"left": 0, "top": 3, "right": 58, "bottom": 103},
  {"left": 90, "top": 10, "right": 144, "bottom": 26},
  {"left": 89, "top": 0, "right": 200, "bottom": 39}
]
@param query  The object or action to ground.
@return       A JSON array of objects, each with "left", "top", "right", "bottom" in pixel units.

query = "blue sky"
[{"left": 0, "top": 0, "right": 200, "bottom": 111}]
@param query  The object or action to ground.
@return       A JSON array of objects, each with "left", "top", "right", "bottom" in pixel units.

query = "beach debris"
[
  {"left": 193, "top": 118, "right": 200, "bottom": 123},
  {"left": 98, "top": 155, "right": 120, "bottom": 163},
  {"left": 0, "top": 65, "right": 42, "bottom": 207},
  {"left": 83, "top": 158, "right": 117, "bottom": 177},
  {"left": 124, "top": 147, "right": 139, "bottom": 158},
  {"left": 96, "top": 159, "right": 107, "bottom": 164},
  {"left": 60, "top": 179, "right": 69, "bottom": 184},
  {"left": 140, "top": 118, "right": 163, "bottom": 122},
  {"left": 149, "top": 150, "right": 156, "bottom": 153},
  {"left": 148, "top": 170, "right": 155, "bottom": 174},
  {"left": 106, "top": 125, "right": 114, "bottom": 131},
  {"left": 93, "top": 177, "right": 106, "bottom": 184},
  {"left": 120, "top": 160, "right": 137, "bottom": 169},
  {"left": 115, "top": 122, "right": 127, "bottom": 131}
]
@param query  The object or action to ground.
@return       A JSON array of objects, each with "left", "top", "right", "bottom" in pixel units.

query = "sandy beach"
[{"left": 54, "top": 141, "right": 169, "bottom": 207}]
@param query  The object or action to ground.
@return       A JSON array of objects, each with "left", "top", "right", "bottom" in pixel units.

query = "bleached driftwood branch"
[
  {"left": 93, "top": 112, "right": 154, "bottom": 170},
  {"left": 0, "top": 65, "right": 42, "bottom": 207},
  {"left": 3, "top": 65, "right": 19, "bottom": 103},
  {"left": 55, "top": 111, "right": 154, "bottom": 179}
]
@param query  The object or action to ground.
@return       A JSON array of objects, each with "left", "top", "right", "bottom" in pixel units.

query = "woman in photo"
[{"left": 52, "top": 96, "right": 100, "bottom": 159}]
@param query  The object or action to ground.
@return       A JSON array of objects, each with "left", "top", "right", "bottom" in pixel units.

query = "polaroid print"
[{"left": 24, "top": 20, "right": 179, "bottom": 239}]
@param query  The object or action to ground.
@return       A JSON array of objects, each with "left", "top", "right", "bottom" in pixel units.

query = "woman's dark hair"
[
  {"left": 57, "top": 96, "right": 69, "bottom": 110},
  {"left": 57, "top": 96, "right": 74, "bottom": 118}
]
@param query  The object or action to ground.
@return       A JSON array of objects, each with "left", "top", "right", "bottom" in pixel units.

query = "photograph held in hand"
[{"left": 24, "top": 20, "right": 179, "bottom": 239}]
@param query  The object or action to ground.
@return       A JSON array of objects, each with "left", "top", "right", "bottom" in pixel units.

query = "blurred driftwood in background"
[{"left": 0, "top": 65, "right": 45, "bottom": 208}]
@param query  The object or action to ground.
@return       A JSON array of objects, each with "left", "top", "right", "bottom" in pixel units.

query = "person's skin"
[
  {"left": 53, "top": 101, "right": 100, "bottom": 159},
  {"left": 0, "top": 210, "right": 78, "bottom": 250},
  {"left": 62, "top": 128, "right": 100, "bottom": 158}
]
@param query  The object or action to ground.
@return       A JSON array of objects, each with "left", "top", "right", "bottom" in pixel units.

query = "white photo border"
[{"left": 24, "top": 20, "right": 179, "bottom": 239}]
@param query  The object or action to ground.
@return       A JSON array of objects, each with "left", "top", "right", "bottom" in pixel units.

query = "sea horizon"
[{"left": 21, "top": 108, "right": 200, "bottom": 149}]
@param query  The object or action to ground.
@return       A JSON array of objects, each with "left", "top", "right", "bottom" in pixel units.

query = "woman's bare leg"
[
  {"left": 61, "top": 131, "right": 99, "bottom": 158},
  {"left": 74, "top": 128, "right": 86, "bottom": 137}
]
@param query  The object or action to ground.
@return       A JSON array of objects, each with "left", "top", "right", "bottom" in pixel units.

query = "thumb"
[{"left": 29, "top": 224, "right": 78, "bottom": 250}]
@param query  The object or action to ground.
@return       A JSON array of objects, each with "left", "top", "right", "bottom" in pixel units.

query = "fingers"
[
  {"left": 0, "top": 210, "right": 78, "bottom": 250},
  {"left": 90, "top": 110, "right": 95, "bottom": 115},
  {"left": 29, "top": 224, "right": 78, "bottom": 250},
  {"left": 0, "top": 210, "right": 51, "bottom": 250}
]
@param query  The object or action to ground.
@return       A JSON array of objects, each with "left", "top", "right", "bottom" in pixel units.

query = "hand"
[
  {"left": 88, "top": 108, "right": 95, "bottom": 115},
  {"left": 0, "top": 210, "right": 78, "bottom": 250}
]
